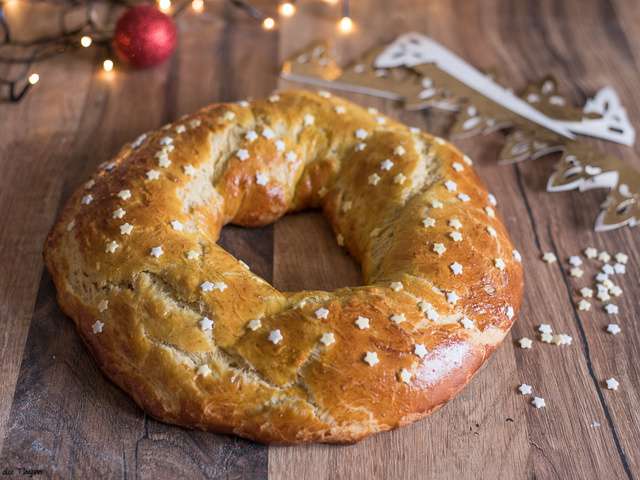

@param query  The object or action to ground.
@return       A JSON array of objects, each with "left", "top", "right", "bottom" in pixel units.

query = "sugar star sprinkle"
[
  {"left": 598, "top": 251, "right": 611, "bottom": 262},
  {"left": 584, "top": 247, "right": 598, "bottom": 259},
  {"left": 450, "top": 262, "right": 463, "bottom": 275},
  {"left": 605, "top": 378, "right": 619, "bottom": 390},
  {"left": 615, "top": 252, "right": 628, "bottom": 264},
  {"left": 540, "top": 332, "right": 554, "bottom": 343},
  {"left": 92, "top": 320, "right": 104, "bottom": 334},
  {"left": 518, "top": 384, "right": 533, "bottom": 395},
  {"left": 604, "top": 304, "right": 619, "bottom": 315},
  {"left": 518, "top": 337, "right": 533, "bottom": 349},
  {"left": 460, "top": 317, "right": 474, "bottom": 329},
  {"left": 553, "top": 334, "right": 573, "bottom": 346},
  {"left": 606, "top": 324, "right": 621, "bottom": 335},
  {"left": 580, "top": 287, "right": 593, "bottom": 298},
  {"left": 355, "top": 316, "right": 370, "bottom": 329},
  {"left": 399, "top": 369, "right": 412, "bottom": 384},
  {"left": 531, "top": 396, "right": 546, "bottom": 409},
  {"left": 320, "top": 332, "right": 335, "bottom": 346},
  {"left": 414, "top": 344, "right": 428, "bottom": 358},
  {"left": 578, "top": 299, "right": 591, "bottom": 311},
  {"left": 363, "top": 351, "right": 379, "bottom": 366},
  {"left": 570, "top": 267, "right": 584, "bottom": 278},
  {"left": 199, "top": 316, "right": 214, "bottom": 331},
  {"left": 247, "top": 319, "right": 262, "bottom": 331},
  {"left": 538, "top": 324, "right": 553, "bottom": 334},
  {"left": 542, "top": 252, "right": 557, "bottom": 264},
  {"left": 268, "top": 329, "right": 283, "bottom": 345},
  {"left": 568, "top": 255, "right": 583, "bottom": 266}
]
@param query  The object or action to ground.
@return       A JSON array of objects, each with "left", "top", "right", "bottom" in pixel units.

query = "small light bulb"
[
  {"left": 28, "top": 73, "right": 40, "bottom": 85},
  {"left": 191, "top": 0, "right": 204, "bottom": 12},
  {"left": 262, "top": 17, "right": 276, "bottom": 30},
  {"left": 80, "top": 36, "right": 92, "bottom": 48},
  {"left": 278, "top": 2, "right": 296, "bottom": 17},
  {"left": 158, "top": 0, "right": 171, "bottom": 12},
  {"left": 338, "top": 16, "right": 354, "bottom": 34},
  {"left": 103, "top": 59, "right": 114, "bottom": 72}
]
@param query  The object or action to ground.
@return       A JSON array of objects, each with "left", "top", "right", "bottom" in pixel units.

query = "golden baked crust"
[{"left": 44, "top": 90, "right": 523, "bottom": 444}]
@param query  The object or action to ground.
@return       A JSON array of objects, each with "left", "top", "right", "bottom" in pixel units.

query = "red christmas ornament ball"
[{"left": 113, "top": 5, "right": 177, "bottom": 68}]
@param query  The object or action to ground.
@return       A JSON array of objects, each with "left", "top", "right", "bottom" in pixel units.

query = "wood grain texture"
[{"left": 0, "top": 0, "right": 639, "bottom": 478}]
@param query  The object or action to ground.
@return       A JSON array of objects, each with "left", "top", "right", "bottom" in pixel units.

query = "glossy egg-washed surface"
[{"left": 44, "top": 90, "right": 523, "bottom": 444}]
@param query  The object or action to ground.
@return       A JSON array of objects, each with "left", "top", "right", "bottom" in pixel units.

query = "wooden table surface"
[{"left": 1, "top": 0, "right": 639, "bottom": 478}]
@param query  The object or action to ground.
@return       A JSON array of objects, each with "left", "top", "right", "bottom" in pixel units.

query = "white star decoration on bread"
[
  {"left": 255, "top": 172, "right": 268, "bottom": 186},
  {"left": 368, "top": 173, "right": 381, "bottom": 186},
  {"left": 422, "top": 217, "right": 436, "bottom": 228},
  {"left": 262, "top": 127, "right": 275, "bottom": 139},
  {"left": 247, "top": 319, "right": 262, "bottom": 331},
  {"left": 268, "top": 329, "right": 283, "bottom": 344},
  {"left": 117, "top": 189, "right": 132, "bottom": 200},
  {"left": 355, "top": 128, "right": 368, "bottom": 139},
  {"left": 320, "top": 332, "right": 335, "bottom": 346},
  {"left": 413, "top": 344, "right": 428, "bottom": 358},
  {"left": 92, "top": 320, "right": 104, "bottom": 334},
  {"left": 460, "top": 317, "right": 474, "bottom": 329},
  {"left": 237, "top": 149, "right": 250, "bottom": 161},
  {"left": 399, "top": 369, "right": 412, "bottom": 384},
  {"left": 380, "top": 159, "right": 394, "bottom": 171},
  {"left": 119, "top": 223, "right": 133, "bottom": 235},
  {"left": 355, "top": 316, "right": 370, "bottom": 329},
  {"left": 363, "top": 351, "right": 379, "bottom": 366},
  {"left": 446, "top": 292, "right": 459, "bottom": 304},
  {"left": 146, "top": 169, "right": 161, "bottom": 181},
  {"left": 105, "top": 241, "right": 119, "bottom": 253},
  {"left": 448, "top": 218, "right": 462, "bottom": 229},
  {"left": 199, "top": 317, "right": 214, "bottom": 331}
]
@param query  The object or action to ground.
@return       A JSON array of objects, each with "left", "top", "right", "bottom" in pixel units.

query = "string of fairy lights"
[{"left": 0, "top": 0, "right": 354, "bottom": 103}]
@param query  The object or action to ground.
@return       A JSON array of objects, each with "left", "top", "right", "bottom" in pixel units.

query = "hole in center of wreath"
[{"left": 218, "top": 210, "right": 362, "bottom": 292}]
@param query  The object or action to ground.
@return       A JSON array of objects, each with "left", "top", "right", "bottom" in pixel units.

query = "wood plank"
[
  {"left": 270, "top": 0, "right": 637, "bottom": 478},
  {"left": 0, "top": 4, "right": 278, "bottom": 476}
]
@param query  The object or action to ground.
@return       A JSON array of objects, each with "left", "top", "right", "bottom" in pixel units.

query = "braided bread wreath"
[{"left": 44, "top": 90, "right": 523, "bottom": 444}]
